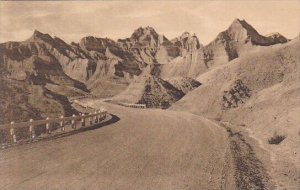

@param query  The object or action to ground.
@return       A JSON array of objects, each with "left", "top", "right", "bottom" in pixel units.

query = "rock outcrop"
[
  {"left": 203, "top": 19, "right": 288, "bottom": 67},
  {"left": 118, "top": 26, "right": 180, "bottom": 65},
  {"left": 0, "top": 31, "right": 88, "bottom": 123},
  {"left": 159, "top": 32, "right": 206, "bottom": 78},
  {"left": 166, "top": 77, "right": 201, "bottom": 94},
  {"left": 111, "top": 64, "right": 200, "bottom": 108},
  {"left": 138, "top": 76, "right": 185, "bottom": 108}
]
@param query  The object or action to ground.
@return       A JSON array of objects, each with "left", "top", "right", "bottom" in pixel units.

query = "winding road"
[{"left": 0, "top": 102, "right": 235, "bottom": 190}]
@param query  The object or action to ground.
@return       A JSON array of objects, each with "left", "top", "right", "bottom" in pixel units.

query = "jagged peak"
[
  {"left": 229, "top": 19, "right": 288, "bottom": 44},
  {"left": 180, "top": 32, "right": 191, "bottom": 39},
  {"left": 231, "top": 18, "right": 243, "bottom": 25},
  {"left": 229, "top": 18, "right": 252, "bottom": 31},
  {"left": 28, "top": 29, "right": 54, "bottom": 43},
  {"left": 135, "top": 26, "right": 156, "bottom": 33},
  {"left": 172, "top": 32, "right": 200, "bottom": 45},
  {"left": 80, "top": 36, "right": 98, "bottom": 41},
  {"left": 131, "top": 26, "right": 159, "bottom": 39},
  {"left": 32, "top": 29, "right": 43, "bottom": 36},
  {"left": 182, "top": 31, "right": 191, "bottom": 36},
  {"left": 172, "top": 32, "right": 199, "bottom": 42},
  {"left": 214, "top": 18, "right": 263, "bottom": 43},
  {"left": 32, "top": 29, "right": 51, "bottom": 39}
]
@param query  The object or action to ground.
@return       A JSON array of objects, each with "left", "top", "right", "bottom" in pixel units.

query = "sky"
[{"left": 0, "top": 1, "right": 299, "bottom": 45}]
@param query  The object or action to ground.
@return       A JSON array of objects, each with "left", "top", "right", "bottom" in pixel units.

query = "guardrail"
[
  {"left": 114, "top": 102, "right": 146, "bottom": 109},
  {"left": 0, "top": 109, "right": 107, "bottom": 145}
]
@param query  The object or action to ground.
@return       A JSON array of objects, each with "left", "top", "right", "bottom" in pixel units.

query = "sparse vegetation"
[
  {"left": 268, "top": 132, "right": 286, "bottom": 145},
  {"left": 222, "top": 79, "right": 251, "bottom": 109}
]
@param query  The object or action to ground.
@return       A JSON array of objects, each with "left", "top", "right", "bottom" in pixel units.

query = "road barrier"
[
  {"left": 0, "top": 109, "right": 107, "bottom": 145},
  {"left": 114, "top": 102, "right": 146, "bottom": 109}
]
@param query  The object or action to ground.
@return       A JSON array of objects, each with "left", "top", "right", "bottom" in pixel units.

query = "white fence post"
[
  {"left": 1, "top": 108, "right": 109, "bottom": 144},
  {"left": 72, "top": 114, "right": 76, "bottom": 129},
  {"left": 94, "top": 111, "right": 98, "bottom": 123},
  {"left": 100, "top": 110, "right": 103, "bottom": 121},
  {"left": 46, "top": 117, "right": 51, "bottom": 134},
  {"left": 103, "top": 110, "right": 106, "bottom": 119},
  {"left": 96, "top": 111, "right": 100, "bottom": 123},
  {"left": 89, "top": 113, "right": 93, "bottom": 125},
  {"left": 98, "top": 110, "right": 102, "bottom": 121},
  {"left": 10, "top": 121, "right": 17, "bottom": 143},
  {"left": 81, "top": 113, "right": 85, "bottom": 127},
  {"left": 60, "top": 115, "right": 65, "bottom": 132},
  {"left": 29, "top": 119, "right": 35, "bottom": 139}
]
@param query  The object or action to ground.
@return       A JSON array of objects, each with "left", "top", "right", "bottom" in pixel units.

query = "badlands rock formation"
[
  {"left": 0, "top": 31, "right": 87, "bottom": 123},
  {"left": 118, "top": 26, "right": 180, "bottom": 65},
  {"left": 203, "top": 19, "right": 288, "bottom": 68},
  {"left": 0, "top": 18, "right": 298, "bottom": 189},
  {"left": 171, "top": 36, "right": 300, "bottom": 189},
  {"left": 111, "top": 65, "right": 201, "bottom": 108},
  {"left": 0, "top": 18, "right": 290, "bottom": 122},
  {"left": 159, "top": 32, "right": 206, "bottom": 78}
]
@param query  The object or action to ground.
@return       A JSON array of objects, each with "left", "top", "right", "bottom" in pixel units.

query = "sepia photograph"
[{"left": 0, "top": 0, "right": 299, "bottom": 189}]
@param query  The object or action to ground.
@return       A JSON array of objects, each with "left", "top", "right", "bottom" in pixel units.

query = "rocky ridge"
[
  {"left": 203, "top": 19, "right": 288, "bottom": 67},
  {"left": 0, "top": 18, "right": 290, "bottom": 121}
]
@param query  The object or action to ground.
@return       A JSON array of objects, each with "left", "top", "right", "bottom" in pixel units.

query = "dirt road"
[{"left": 0, "top": 102, "right": 235, "bottom": 190}]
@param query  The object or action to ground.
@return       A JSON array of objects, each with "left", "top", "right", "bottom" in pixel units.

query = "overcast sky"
[{"left": 0, "top": 1, "right": 299, "bottom": 45}]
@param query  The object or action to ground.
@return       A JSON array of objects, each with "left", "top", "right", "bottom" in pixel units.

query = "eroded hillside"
[
  {"left": 0, "top": 18, "right": 291, "bottom": 123},
  {"left": 171, "top": 37, "right": 300, "bottom": 188}
]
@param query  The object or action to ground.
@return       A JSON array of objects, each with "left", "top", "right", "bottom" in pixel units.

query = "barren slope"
[
  {"left": 0, "top": 78, "right": 78, "bottom": 124},
  {"left": 112, "top": 76, "right": 185, "bottom": 108},
  {"left": 171, "top": 37, "right": 300, "bottom": 189},
  {"left": 0, "top": 36, "right": 87, "bottom": 124},
  {"left": 111, "top": 65, "right": 201, "bottom": 108}
]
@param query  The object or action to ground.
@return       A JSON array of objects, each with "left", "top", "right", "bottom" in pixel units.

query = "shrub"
[{"left": 268, "top": 132, "right": 286, "bottom": 145}]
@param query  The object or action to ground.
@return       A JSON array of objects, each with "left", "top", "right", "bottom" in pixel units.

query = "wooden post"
[
  {"left": 81, "top": 113, "right": 85, "bottom": 127},
  {"left": 94, "top": 111, "right": 98, "bottom": 123},
  {"left": 29, "top": 119, "right": 35, "bottom": 139},
  {"left": 72, "top": 114, "right": 76, "bottom": 129},
  {"left": 99, "top": 110, "right": 102, "bottom": 121},
  {"left": 60, "top": 115, "right": 65, "bottom": 132},
  {"left": 89, "top": 112, "right": 93, "bottom": 125},
  {"left": 10, "top": 121, "right": 17, "bottom": 143},
  {"left": 98, "top": 110, "right": 102, "bottom": 121},
  {"left": 46, "top": 117, "right": 51, "bottom": 134},
  {"left": 95, "top": 111, "right": 99, "bottom": 123},
  {"left": 102, "top": 108, "right": 106, "bottom": 119}
]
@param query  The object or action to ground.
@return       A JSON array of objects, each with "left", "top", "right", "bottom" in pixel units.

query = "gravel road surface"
[{"left": 0, "top": 103, "right": 235, "bottom": 190}]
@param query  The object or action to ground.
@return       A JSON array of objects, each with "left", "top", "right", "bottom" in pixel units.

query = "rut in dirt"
[{"left": 225, "top": 126, "right": 273, "bottom": 190}]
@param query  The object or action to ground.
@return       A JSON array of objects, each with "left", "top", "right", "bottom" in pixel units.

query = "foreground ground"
[{"left": 0, "top": 102, "right": 239, "bottom": 190}]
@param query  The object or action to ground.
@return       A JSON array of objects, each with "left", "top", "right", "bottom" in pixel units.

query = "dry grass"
[{"left": 268, "top": 132, "right": 286, "bottom": 145}]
